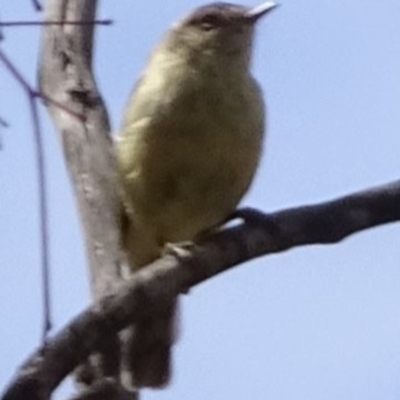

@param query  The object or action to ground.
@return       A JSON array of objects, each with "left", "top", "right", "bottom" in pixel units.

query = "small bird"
[{"left": 117, "top": 1, "right": 277, "bottom": 389}]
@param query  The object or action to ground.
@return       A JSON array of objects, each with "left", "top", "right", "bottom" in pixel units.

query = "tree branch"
[
  {"left": 2, "top": 179, "right": 399, "bottom": 400},
  {"left": 38, "top": 0, "right": 123, "bottom": 393},
  {"left": 39, "top": 0, "right": 121, "bottom": 301},
  {"left": 0, "top": 20, "right": 112, "bottom": 27},
  {"left": 31, "top": 0, "right": 43, "bottom": 12},
  {"left": 0, "top": 48, "right": 52, "bottom": 340}
]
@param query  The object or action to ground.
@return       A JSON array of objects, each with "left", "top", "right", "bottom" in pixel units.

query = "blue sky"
[{"left": 1, "top": 1, "right": 400, "bottom": 399}]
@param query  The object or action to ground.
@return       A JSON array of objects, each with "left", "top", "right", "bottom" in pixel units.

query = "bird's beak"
[{"left": 246, "top": 2, "right": 279, "bottom": 23}]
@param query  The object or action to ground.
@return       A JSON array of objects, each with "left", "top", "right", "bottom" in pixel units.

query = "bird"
[{"left": 116, "top": 1, "right": 277, "bottom": 389}]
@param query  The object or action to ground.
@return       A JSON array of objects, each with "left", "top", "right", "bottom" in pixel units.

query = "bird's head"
[{"left": 165, "top": 2, "right": 278, "bottom": 68}]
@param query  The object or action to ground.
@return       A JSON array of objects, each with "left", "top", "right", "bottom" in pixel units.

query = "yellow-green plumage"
[
  {"left": 116, "top": 1, "right": 274, "bottom": 390},
  {"left": 118, "top": 43, "right": 264, "bottom": 267}
]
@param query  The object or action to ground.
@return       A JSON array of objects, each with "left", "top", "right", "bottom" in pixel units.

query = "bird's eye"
[
  {"left": 200, "top": 21, "right": 215, "bottom": 31},
  {"left": 197, "top": 15, "right": 221, "bottom": 31}
]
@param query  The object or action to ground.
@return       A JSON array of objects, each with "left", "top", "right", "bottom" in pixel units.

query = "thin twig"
[
  {"left": 31, "top": 0, "right": 43, "bottom": 12},
  {"left": 0, "top": 48, "right": 52, "bottom": 342},
  {"left": 0, "top": 50, "right": 31, "bottom": 92},
  {"left": 0, "top": 19, "right": 113, "bottom": 27},
  {"left": 0, "top": 116, "right": 9, "bottom": 128},
  {"left": 34, "top": 91, "right": 86, "bottom": 121}
]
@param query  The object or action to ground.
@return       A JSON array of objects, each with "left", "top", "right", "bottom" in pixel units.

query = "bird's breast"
[{"left": 119, "top": 67, "right": 265, "bottom": 242}]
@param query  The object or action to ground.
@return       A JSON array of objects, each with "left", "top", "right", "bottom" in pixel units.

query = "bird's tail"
[{"left": 121, "top": 298, "right": 178, "bottom": 389}]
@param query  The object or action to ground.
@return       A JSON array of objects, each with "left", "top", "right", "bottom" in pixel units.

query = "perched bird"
[{"left": 117, "top": 1, "right": 277, "bottom": 389}]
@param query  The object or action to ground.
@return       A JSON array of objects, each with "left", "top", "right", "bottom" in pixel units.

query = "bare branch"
[
  {"left": 0, "top": 19, "right": 112, "bottom": 28},
  {"left": 0, "top": 49, "right": 34, "bottom": 92},
  {"left": 39, "top": 0, "right": 122, "bottom": 305},
  {"left": 2, "top": 180, "right": 399, "bottom": 400},
  {"left": 0, "top": 49, "right": 86, "bottom": 339},
  {"left": 31, "top": 0, "right": 43, "bottom": 12},
  {"left": 0, "top": 48, "right": 52, "bottom": 340},
  {"left": 36, "top": 91, "right": 86, "bottom": 121},
  {"left": 38, "top": 0, "right": 123, "bottom": 389}
]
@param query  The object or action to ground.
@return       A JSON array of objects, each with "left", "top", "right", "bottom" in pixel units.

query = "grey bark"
[
  {"left": 38, "top": 0, "right": 122, "bottom": 301},
  {"left": 2, "top": 179, "right": 400, "bottom": 400},
  {"left": 37, "top": 0, "right": 127, "bottom": 397}
]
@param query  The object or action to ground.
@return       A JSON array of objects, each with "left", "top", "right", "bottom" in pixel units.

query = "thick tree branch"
[
  {"left": 38, "top": 0, "right": 123, "bottom": 394},
  {"left": 39, "top": 0, "right": 122, "bottom": 300},
  {"left": 2, "top": 179, "right": 399, "bottom": 400}
]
